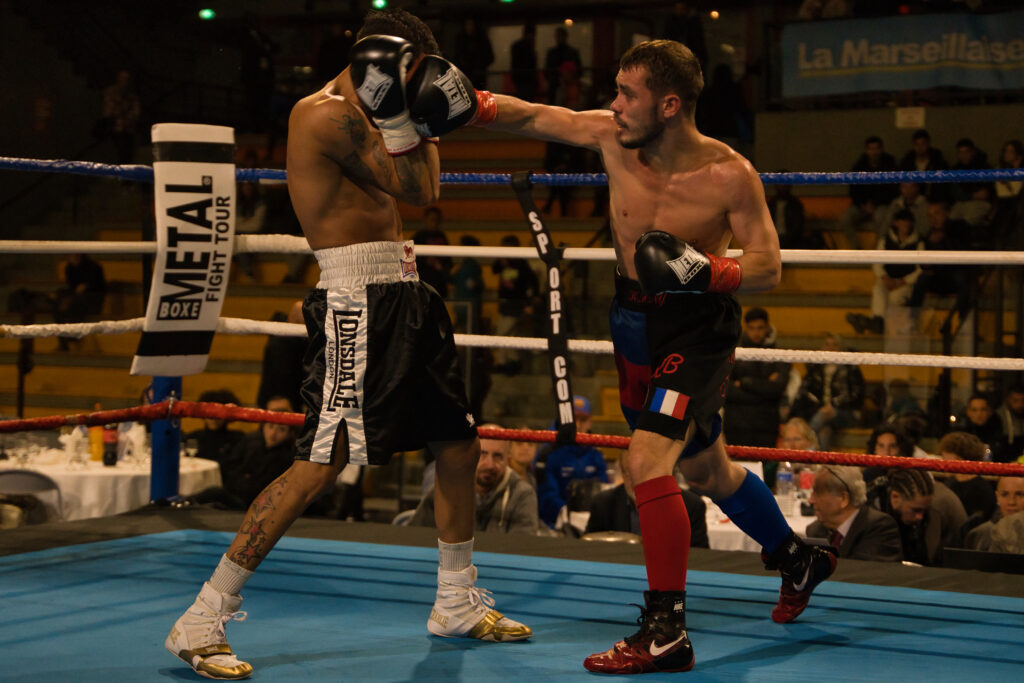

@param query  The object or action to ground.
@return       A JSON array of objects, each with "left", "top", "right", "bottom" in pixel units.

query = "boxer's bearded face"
[{"left": 612, "top": 68, "right": 666, "bottom": 150}]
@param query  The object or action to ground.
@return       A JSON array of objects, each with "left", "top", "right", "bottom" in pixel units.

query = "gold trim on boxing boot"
[
  {"left": 467, "top": 609, "right": 533, "bottom": 642},
  {"left": 178, "top": 644, "right": 254, "bottom": 680}
]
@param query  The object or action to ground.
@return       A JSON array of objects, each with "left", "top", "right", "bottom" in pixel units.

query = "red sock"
[{"left": 634, "top": 475, "right": 690, "bottom": 592}]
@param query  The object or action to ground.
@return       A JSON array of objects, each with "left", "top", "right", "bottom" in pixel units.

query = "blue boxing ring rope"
[{"left": 3, "top": 155, "right": 1024, "bottom": 185}]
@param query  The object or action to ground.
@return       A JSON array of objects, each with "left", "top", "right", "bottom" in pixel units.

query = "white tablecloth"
[
  {"left": 705, "top": 499, "right": 814, "bottom": 552},
  {"left": 25, "top": 456, "right": 222, "bottom": 521}
]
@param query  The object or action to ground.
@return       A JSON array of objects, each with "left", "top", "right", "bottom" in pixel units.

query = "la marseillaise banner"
[{"left": 782, "top": 10, "right": 1024, "bottom": 97}]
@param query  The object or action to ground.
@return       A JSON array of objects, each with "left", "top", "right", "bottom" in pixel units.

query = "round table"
[{"left": 23, "top": 454, "right": 222, "bottom": 521}]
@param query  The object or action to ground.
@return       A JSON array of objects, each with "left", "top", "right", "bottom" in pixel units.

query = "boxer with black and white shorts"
[
  {"left": 296, "top": 240, "right": 476, "bottom": 467},
  {"left": 166, "top": 10, "right": 529, "bottom": 681}
]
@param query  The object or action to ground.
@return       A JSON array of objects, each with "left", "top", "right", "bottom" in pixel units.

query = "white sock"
[
  {"left": 208, "top": 554, "right": 254, "bottom": 596},
  {"left": 438, "top": 538, "right": 473, "bottom": 572}
]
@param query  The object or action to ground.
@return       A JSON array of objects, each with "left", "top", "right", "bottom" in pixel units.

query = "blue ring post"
[{"left": 150, "top": 376, "right": 183, "bottom": 502}]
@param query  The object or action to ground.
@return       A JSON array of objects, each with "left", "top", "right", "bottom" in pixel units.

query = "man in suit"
[
  {"left": 586, "top": 453, "right": 709, "bottom": 548},
  {"left": 806, "top": 465, "right": 903, "bottom": 562}
]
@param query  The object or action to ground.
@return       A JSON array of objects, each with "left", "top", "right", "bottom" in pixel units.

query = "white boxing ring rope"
[
  {"left": 8, "top": 234, "right": 1024, "bottom": 266},
  {"left": 1, "top": 235, "right": 1023, "bottom": 372}
]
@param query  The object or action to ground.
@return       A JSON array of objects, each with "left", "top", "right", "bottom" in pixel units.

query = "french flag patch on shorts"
[{"left": 648, "top": 387, "right": 689, "bottom": 420}]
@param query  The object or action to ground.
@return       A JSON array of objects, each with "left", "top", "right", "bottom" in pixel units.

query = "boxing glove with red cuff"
[
  {"left": 350, "top": 35, "right": 420, "bottom": 155},
  {"left": 634, "top": 230, "right": 742, "bottom": 294},
  {"left": 406, "top": 55, "right": 496, "bottom": 137}
]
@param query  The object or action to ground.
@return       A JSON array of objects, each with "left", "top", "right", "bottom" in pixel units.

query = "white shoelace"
[{"left": 207, "top": 609, "right": 247, "bottom": 644}]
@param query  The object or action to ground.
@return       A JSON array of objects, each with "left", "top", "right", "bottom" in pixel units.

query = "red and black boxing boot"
[
  {"left": 762, "top": 532, "right": 838, "bottom": 623},
  {"left": 583, "top": 590, "right": 694, "bottom": 675}
]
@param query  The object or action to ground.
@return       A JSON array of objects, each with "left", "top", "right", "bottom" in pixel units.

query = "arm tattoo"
[
  {"left": 329, "top": 115, "right": 368, "bottom": 149},
  {"left": 341, "top": 151, "right": 377, "bottom": 183},
  {"left": 394, "top": 156, "right": 426, "bottom": 197}
]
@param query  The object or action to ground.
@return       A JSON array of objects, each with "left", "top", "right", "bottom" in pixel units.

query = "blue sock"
[{"left": 715, "top": 470, "right": 791, "bottom": 553}]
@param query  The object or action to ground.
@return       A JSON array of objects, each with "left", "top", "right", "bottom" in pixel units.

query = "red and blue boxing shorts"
[{"left": 609, "top": 276, "right": 741, "bottom": 458}]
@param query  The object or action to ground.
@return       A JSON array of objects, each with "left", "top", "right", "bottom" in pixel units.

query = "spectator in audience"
[
  {"left": 806, "top": 465, "right": 903, "bottom": 562},
  {"left": 536, "top": 396, "right": 609, "bottom": 529},
  {"left": 542, "top": 141, "right": 582, "bottom": 216},
  {"left": 839, "top": 135, "right": 899, "bottom": 249},
  {"left": 883, "top": 378, "right": 924, "bottom": 422},
  {"left": 952, "top": 183, "right": 995, "bottom": 230},
  {"left": 862, "top": 423, "right": 915, "bottom": 485},
  {"left": 877, "top": 182, "right": 929, "bottom": 239},
  {"left": 895, "top": 414, "right": 930, "bottom": 458},
  {"left": 661, "top": 3, "right": 708, "bottom": 72},
  {"left": 950, "top": 137, "right": 990, "bottom": 203},
  {"left": 899, "top": 129, "right": 949, "bottom": 202},
  {"left": 184, "top": 389, "right": 246, "bottom": 468},
  {"left": 256, "top": 301, "right": 305, "bottom": 411},
  {"left": 964, "top": 475, "right": 1024, "bottom": 551},
  {"left": 510, "top": 23, "right": 538, "bottom": 102},
  {"left": 996, "top": 384, "right": 1024, "bottom": 463},
  {"left": 55, "top": 253, "right": 107, "bottom": 351},
  {"left": 868, "top": 468, "right": 966, "bottom": 566},
  {"left": 846, "top": 209, "right": 923, "bottom": 335},
  {"left": 410, "top": 426, "right": 539, "bottom": 534},
  {"left": 452, "top": 235, "right": 484, "bottom": 332},
  {"left": 506, "top": 431, "right": 538, "bottom": 490},
  {"left": 952, "top": 394, "right": 1006, "bottom": 461},
  {"left": 453, "top": 18, "right": 494, "bottom": 90},
  {"left": 791, "top": 333, "right": 865, "bottom": 449},
  {"left": 780, "top": 417, "right": 818, "bottom": 451},
  {"left": 697, "top": 64, "right": 751, "bottom": 149},
  {"left": 100, "top": 69, "right": 141, "bottom": 165},
  {"left": 768, "top": 175, "right": 813, "bottom": 249},
  {"left": 906, "top": 200, "right": 972, "bottom": 322},
  {"left": 191, "top": 396, "right": 299, "bottom": 511},
  {"left": 724, "top": 307, "right": 790, "bottom": 487},
  {"left": 411, "top": 207, "right": 452, "bottom": 298},
  {"left": 491, "top": 235, "right": 540, "bottom": 375},
  {"left": 936, "top": 431, "right": 996, "bottom": 521},
  {"left": 989, "top": 511, "right": 1024, "bottom": 554},
  {"left": 544, "top": 27, "right": 582, "bottom": 107},
  {"left": 993, "top": 139, "right": 1024, "bottom": 249},
  {"left": 586, "top": 451, "right": 709, "bottom": 547},
  {"left": 233, "top": 160, "right": 268, "bottom": 281}
]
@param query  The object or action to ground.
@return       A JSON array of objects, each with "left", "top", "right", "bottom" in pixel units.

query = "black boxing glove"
[
  {"left": 406, "top": 55, "right": 497, "bottom": 137},
  {"left": 350, "top": 34, "right": 420, "bottom": 155},
  {"left": 634, "top": 230, "right": 742, "bottom": 294}
]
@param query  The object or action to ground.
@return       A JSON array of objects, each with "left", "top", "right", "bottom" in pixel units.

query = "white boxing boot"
[
  {"left": 166, "top": 582, "right": 253, "bottom": 680},
  {"left": 427, "top": 565, "right": 532, "bottom": 642}
]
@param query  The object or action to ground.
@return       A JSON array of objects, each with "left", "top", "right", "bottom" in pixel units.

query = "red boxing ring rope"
[{"left": 3, "top": 401, "right": 1023, "bottom": 478}]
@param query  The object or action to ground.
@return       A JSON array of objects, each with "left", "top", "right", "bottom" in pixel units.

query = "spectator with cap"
[
  {"left": 806, "top": 466, "right": 903, "bottom": 562},
  {"left": 535, "top": 396, "right": 609, "bottom": 529}
]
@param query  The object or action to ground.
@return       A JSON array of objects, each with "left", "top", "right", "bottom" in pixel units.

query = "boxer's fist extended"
[
  {"left": 634, "top": 231, "right": 742, "bottom": 294},
  {"left": 407, "top": 55, "right": 497, "bottom": 137},
  {"left": 350, "top": 35, "right": 419, "bottom": 155}
]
